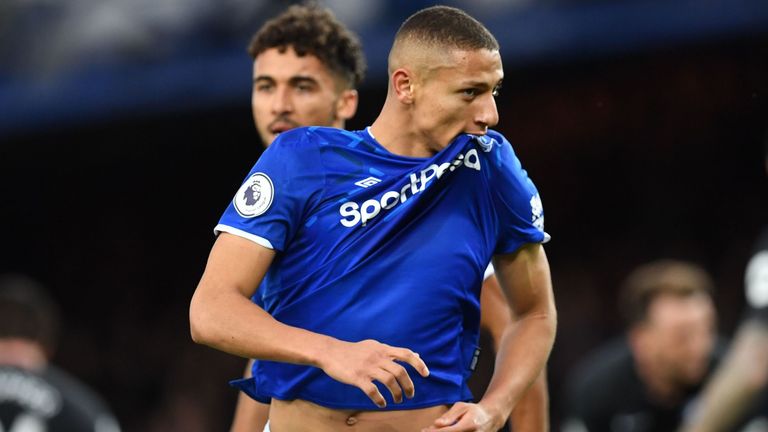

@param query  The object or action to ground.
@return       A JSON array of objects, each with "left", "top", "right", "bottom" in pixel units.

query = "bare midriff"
[{"left": 268, "top": 398, "right": 451, "bottom": 431}]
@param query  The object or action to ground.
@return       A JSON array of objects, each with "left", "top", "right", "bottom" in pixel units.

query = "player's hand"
[
  {"left": 421, "top": 402, "right": 504, "bottom": 431},
  {"left": 319, "top": 339, "right": 429, "bottom": 408}
]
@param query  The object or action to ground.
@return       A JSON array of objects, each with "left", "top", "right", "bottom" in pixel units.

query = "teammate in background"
[
  {"left": 229, "top": 5, "right": 361, "bottom": 431},
  {"left": 0, "top": 273, "right": 122, "bottom": 432},
  {"left": 680, "top": 145, "right": 768, "bottom": 432},
  {"left": 561, "top": 260, "right": 720, "bottom": 432},
  {"left": 191, "top": 5, "right": 556, "bottom": 432}
]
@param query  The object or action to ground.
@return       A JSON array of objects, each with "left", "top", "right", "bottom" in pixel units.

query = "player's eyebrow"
[
  {"left": 460, "top": 81, "right": 490, "bottom": 89},
  {"left": 252, "top": 75, "right": 321, "bottom": 86},
  {"left": 459, "top": 78, "right": 503, "bottom": 89},
  {"left": 288, "top": 76, "right": 320, "bottom": 87},
  {"left": 253, "top": 75, "right": 275, "bottom": 84}
]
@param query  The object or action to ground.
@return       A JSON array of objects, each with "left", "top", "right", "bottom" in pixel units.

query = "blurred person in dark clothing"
[
  {"left": 680, "top": 144, "right": 768, "bottom": 432},
  {"left": 0, "top": 273, "right": 121, "bottom": 432},
  {"left": 561, "top": 260, "right": 720, "bottom": 432}
]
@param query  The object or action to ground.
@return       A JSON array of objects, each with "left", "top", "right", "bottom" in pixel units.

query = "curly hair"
[{"left": 247, "top": 3, "right": 366, "bottom": 89}]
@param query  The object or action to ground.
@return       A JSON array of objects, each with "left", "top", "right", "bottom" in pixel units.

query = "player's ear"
[
  {"left": 392, "top": 68, "right": 415, "bottom": 104},
  {"left": 336, "top": 89, "right": 358, "bottom": 121}
]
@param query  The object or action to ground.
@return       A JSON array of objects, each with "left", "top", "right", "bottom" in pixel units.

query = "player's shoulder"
[
  {"left": 471, "top": 129, "right": 519, "bottom": 160},
  {"left": 271, "top": 126, "right": 357, "bottom": 151},
  {"left": 268, "top": 127, "right": 311, "bottom": 150},
  {"left": 477, "top": 129, "right": 512, "bottom": 148},
  {"left": 485, "top": 129, "right": 509, "bottom": 144},
  {"left": 45, "top": 365, "right": 111, "bottom": 412},
  {"left": 472, "top": 129, "right": 527, "bottom": 176}
]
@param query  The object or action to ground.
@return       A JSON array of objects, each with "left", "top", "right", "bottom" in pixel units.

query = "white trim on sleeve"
[
  {"left": 484, "top": 263, "right": 495, "bottom": 280},
  {"left": 214, "top": 224, "right": 274, "bottom": 250}
]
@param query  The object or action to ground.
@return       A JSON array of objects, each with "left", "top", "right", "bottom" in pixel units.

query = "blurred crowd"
[{"left": 0, "top": 0, "right": 532, "bottom": 78}]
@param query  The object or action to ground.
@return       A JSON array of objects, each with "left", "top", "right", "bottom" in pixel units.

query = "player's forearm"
[
  {"left": 478, "top": 310, "right": 556, "bottom": 425},
  {"left": 189, "top": 285, "right": 333, "bottom": 367},
  {"left": 509, "top": 370, "right": 549, "bottom": 432}
]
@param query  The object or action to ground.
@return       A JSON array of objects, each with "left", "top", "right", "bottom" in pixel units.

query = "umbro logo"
[{"left": 354, "top": 176, "right": 382, "bottom": 188}]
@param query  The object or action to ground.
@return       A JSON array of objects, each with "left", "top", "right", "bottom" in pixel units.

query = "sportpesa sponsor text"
[{"left": 340, "top": 148, "right": 482, "bottom": 227}]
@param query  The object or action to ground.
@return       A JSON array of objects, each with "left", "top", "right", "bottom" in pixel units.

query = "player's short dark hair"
[
  {"left": 0, "top": 274, "right": 60, "bottom": 355},
  {"left": 619, "top": 260, "right": 714, "bottom": 326},
  {"left": 247, "top": 3, "right": 366, "bottom": 89},
  {"left": 395, "top": 5, "right": 499, "bottom": 52}
]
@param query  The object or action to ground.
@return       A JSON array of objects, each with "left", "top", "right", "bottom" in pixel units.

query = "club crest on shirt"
[
  {"left": 233, "top": 173, "right": 274, "bottom": 218},
  {"left": 475, "top": 135, "right": 496, "bottom": 152}
]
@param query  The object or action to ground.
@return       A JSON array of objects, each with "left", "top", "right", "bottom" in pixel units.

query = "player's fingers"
[
  {"left": 421, "top": 418, "right": 474, "bottom": 432},
  {"left": 389, "top": 347, "right": 430, "bottom": 377},
  {"left": 380, "top": 361, "right": 415, "bottom": 400},
  {"left": 428, "top": 402, "right": 470, "bottom": 429},
  {"left": 358, "top": 380, "right": 387, "bottom": 408},
  {"left": 371, "top": 368, "right": 404, "bottom": 404}
]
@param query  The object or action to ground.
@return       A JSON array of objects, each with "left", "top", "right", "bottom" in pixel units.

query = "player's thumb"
[{"left": 432, "top": 403, "right": 468, "bottom": 427}]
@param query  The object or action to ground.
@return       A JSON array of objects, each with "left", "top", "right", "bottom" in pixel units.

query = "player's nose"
[
  {"left": 271, "top": 86, "right": 294, "bottom": 114},
  {"left": 475, "top": 94, "right": 499, "bottom": 130}
]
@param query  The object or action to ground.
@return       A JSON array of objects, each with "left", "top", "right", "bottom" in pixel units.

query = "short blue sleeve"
[
  {"left": 485, "top": 132, "right": 550, "bottom": 254},
  {"left": 215, "top": 128, "right": 324, "bottom": 251}
]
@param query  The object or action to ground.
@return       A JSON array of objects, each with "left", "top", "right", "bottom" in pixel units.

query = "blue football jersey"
[{"left": 218, "top": 126, "right": 548, "bottom": 409}]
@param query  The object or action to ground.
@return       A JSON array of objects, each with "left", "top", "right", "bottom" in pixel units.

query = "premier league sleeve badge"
[{"left": 233, "top": 173, "right": 274, "bottom": 218}]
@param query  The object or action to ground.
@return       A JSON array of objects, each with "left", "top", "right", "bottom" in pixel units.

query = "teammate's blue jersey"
[{"left": 218, "top": 126, "right": 549, "bottom": 409}]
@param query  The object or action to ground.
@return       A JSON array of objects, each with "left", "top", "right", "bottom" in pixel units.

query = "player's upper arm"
[
  {"left": 200, "top": 232, "right": 276, "bottom": 297},
  {"left": 190, "top": 232, "right": 276, "bottom": 344},
  {"left": 492, "top": 243, "right": 554, "bottom": 318}
]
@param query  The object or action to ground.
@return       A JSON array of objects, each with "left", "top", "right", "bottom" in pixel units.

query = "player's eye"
[
  {"left": 255, "top": 82, "right": 273, "bottom": 93},
  {"left": 462, "top": 88, "right": 478, "bottom": 98},
  {"left": 492, "top": 85, "right": 502, "bottom": 97},
  {"left": 295, "top": 82, "right": 317, "bottom": 93}
]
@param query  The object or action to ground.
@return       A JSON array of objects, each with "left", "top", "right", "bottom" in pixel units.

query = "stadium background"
[{"left": 1, "top": 0, "right": 767, "bottom": 430}]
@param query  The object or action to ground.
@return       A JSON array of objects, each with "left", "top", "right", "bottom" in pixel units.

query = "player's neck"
[{"left": 370, "top": 110, "right": 436, "bottom": 159}]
